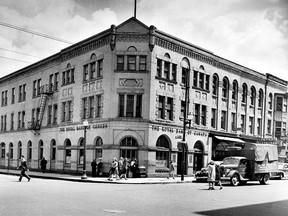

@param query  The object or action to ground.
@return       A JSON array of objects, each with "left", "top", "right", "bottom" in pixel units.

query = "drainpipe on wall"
[{"left": 263, "top": 74, "right": 269, "bottom": 138}]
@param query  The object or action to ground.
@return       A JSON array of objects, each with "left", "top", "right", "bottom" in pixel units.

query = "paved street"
[{"left": 1, "top": 174, "right": 288, "bottom": 216}]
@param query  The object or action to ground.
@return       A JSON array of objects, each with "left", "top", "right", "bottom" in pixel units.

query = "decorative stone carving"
[{"left": 119, "top": 78, "right": 143, "bottom": 87}]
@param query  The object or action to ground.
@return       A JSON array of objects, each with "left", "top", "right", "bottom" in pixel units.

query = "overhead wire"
[
  {"left": 0, "top": 21, "right": 74, "bottom": 44},
  {"left": 0, "top": 48, "right": 42, "bottom": 59},
  {"left": 0, "top": 56, "right": 32, "bottom": 64}
]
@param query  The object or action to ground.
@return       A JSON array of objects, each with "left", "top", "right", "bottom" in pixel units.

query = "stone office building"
[{"left": 0, "top": 17, "right": 287, "bottom": 177}]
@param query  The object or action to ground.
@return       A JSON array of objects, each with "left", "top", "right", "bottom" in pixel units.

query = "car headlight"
[{"left": 225, "top": 169, "right": 231, "bottom": 175}]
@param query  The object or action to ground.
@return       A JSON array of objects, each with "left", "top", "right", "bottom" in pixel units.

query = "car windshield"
[{"left": 222, "top": 158, "right": 239, "bottom": 165}]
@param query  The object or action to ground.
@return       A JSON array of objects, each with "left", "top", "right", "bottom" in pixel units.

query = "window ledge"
[
  {"left": 155, "top": 76, "right": 177, "bottom": 84},
  {"left": 114, "top": 70, "right": 149, "bottom": 73}
]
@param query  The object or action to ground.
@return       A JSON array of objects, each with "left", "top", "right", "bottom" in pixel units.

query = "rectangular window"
[
  {"left": 97, "top": 59, "right": 103, "bottom": 77},
  {"left": 83, "top": 64, "right": 89, "bottom": 81},
  {"left": 22, "top": 111, "right": 25, "bottom": 128},
  {"left": 167, "top": 97, "right": 173, "bottom": 120},
  {"left": 276, "top": 97, "right": 283, "bottom": 111},
  {"left": 193, "top": 71, "right": 198, "bottom": 87},
  {"left": 249, "top": 117, "right": 254, "bottom": 134},
  {"left": 267, "top": 119, "right": 272, "bottom": 134},
  {"left": 241, "top": 115, "right": 246, "bottom": 132},
  {"left": 199, "top": 73, "right": 204, "bottom": 89},
  {"left": 96, "top": 95, "right": 102, "bottom": 117},
  {"left": 157, "top": 59, "right": 162, "bottom": 77},
  {"left": 48, "top": 105, "right": 52, "bottom": 125},
  {"left": 182, "top": 68, "right": 187, "bottom": 85},
  {"left": 117, "top": 56, "right": 125, "bottom": 71},
  {"left": 37, "top": 79, "right": 41, "bottom": 96},
  {"left": 158, "top": 96, "right": 165, "bottom": 119},
  {"left": 1, "top": 92, "right": 4, "bottom": 106},
  {"left": 211, "top": 109, "right": 216, "bottom": 128},
  {"left": 12, "top": 88, "right": 15, "bottom": 104},
  {"left": 49, "top": 74, "right": 53, "bottom": 87},
  {"left": 54, "top": 73, "right": 59, "bottom": 91},
  {"left": 136, "top": 95, "right": 142, "bottom": 117},
  {"left": 62, "top": 102, "right": 66, "bottom": 122},
  {"left": 1, "top": 116, "right": 3, "bottom": 131},
  {"left": 19, "top": 85, "right": 22, "bottom": 102},
  {"left": 23, "top": 84, "right": 26, "bottom": 101},
  {"left": 53, "top": 104, "right": 58, "bottom": 124},
  {"left": 139, "top": 56, "right": 146, "bottom": 71},
  {"left": 67, "top": 101, "right": 72, "bottom": 121},
  {"left": 119, "top": 94, "right": 125, "bottom": 117},
  {"left": 89, "top": 96, "right": 94, "bottom": 118},
  {"left": 172, "top": 64, "right": 177, "bottom": 81},
  {"left": 231, "top": 113, "right": 236, "bottom": 131},
  {"left": 82, "top": 98, "right": 87, "bottom": 119},
  {"left": 90, "top": 62, "right": 96, "bottom": 80},
  {"left": 194, "top": 104, "right": 200, "bottom": 125},
  {"left": 257, "top": 118, "right": 262, "bottom": 135},
  {"left": 18, "top": 111, "right": 21, "bottom": 129},
  {"left": 164, "top": 61, "right": 170, "bottom": 80},
  {"left": 221, "top": 111, "right": 227, "bottom": 130},
  {"left": 33, "top": 80, "right": 37, "bottom": 97},
  {"left": 127, "top": 55, "right": 136, "bottom": 71},
  {"left": 275, "top": 121, "right": 282, "bottom": 137},
  {"left": 201, "top": 105, "right": 207, "bottom": 126},
  {"left": 10, "top": 113, "right": 14, "bottom": 130},
  {"left": 205, "top": 75, "right": 210, "bottom": 91},
  {"left": 126, "top": 95, "right": 134, "bottom": 117}
]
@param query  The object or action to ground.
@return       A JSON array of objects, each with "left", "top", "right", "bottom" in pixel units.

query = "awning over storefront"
[{"left": 214, "top": 136, "right": 245, "bottom": 143}]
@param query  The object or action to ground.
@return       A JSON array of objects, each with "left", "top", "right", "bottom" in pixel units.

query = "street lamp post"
[
  {"left": 81, "top": 119, "right": 89, "bottom": 180},
  {"left": 181, "top": 68, "right": 190, "bottom": 181}
]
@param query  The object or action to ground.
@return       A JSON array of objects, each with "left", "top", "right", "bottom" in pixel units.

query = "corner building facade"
[{"left": 0, "top": 17, "right": 287, "bottom": 177}]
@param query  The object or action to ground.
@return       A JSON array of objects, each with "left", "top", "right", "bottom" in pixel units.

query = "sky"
[{"left": 0, "top": 0, "right": 288, "bottom": 80}]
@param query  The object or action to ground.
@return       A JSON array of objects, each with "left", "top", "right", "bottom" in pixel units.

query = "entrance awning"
[{"left": 214, "top": 136, "right": 244, "bottom": 143}]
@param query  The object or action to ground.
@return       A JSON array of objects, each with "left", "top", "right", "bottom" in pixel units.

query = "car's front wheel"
[{"left": 231, "top": 174, "right": 240, "bottom": 186}]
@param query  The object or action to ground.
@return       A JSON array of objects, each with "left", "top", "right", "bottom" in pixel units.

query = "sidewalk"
[{"left": 0, "top": 168, "right": 195, "bottom": 184}]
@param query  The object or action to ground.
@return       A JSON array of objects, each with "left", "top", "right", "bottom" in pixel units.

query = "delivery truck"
[{"left": 220, "top": 143, "right": 279, "bottom": 186}]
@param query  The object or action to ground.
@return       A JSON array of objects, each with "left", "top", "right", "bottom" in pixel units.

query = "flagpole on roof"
[{"left": 134, "top": 0, "right": 137, "bottom": 18}]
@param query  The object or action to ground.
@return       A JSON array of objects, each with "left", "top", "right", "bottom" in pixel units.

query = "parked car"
[
  {"left": 195, "top": 161, "right": 223, "bottom": 182},
  {"left": 270, "top": 163, "right": 288, "bottom": 180}
]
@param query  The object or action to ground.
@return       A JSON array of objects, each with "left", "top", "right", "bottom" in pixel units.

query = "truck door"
[{"left": 239, "top": 159, "right": 247, "bottom": 178}]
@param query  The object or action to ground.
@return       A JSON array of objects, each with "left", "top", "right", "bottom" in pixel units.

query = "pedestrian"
[
  {"left": 207, "top": 160, "right": 216, "bottom": 190},
  {"left": 17, "top": 155, "right": 31, "bottom": 182},
  {"left": 97, "top": 158, "right": 103, "bottom": 176},
  {"left": 215, "top": 163, "right": 223, "bottom": 190},
  {"left": 107, "top": 158, "right": 119, "bottom": 181},
  {"left": 119, "top": 157, "right": 128, "bottom": 180},
  {"left": 130, "top": 158, "right": 139, "bottom": 178},
  {"left": 40, "top": 157, "right": 47, "bottom": 173},
  {"left": 167, "top": 160, "right": 175, "bottom": 179},
  {"left": 91, "top": 159, "right": 97, "bottom": 177}
]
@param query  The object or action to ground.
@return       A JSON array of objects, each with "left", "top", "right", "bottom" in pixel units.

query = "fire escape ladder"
[
  {"left": 37, "top": 94, "right": 48, "bottom": 129},
  {"left": 28, "top": 84, "right": 54, "bottom": 132}
]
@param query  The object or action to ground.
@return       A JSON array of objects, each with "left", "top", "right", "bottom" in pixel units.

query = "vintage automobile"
[{"left": 270, "top": 163, "right": 288, "bottom": 180}]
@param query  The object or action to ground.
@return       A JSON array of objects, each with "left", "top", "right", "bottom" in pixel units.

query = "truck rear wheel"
[
  {"left": 260, "top": 174, "right": 270, "bottom": 185},
  {"left": 231, "top": 174, "right": 240, "bottom": 186}
]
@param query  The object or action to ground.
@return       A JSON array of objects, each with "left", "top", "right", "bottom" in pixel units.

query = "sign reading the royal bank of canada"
[
  {"left": 151, "top": 125, "right": 208, "bottom": 137},
  {"left": 59, "top": 123, "right": 108, "bottom": 132}
]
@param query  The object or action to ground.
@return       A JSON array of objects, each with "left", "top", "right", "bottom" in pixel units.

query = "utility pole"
[{"left": 134, "top": 0, "right": 137, "bottom": 18}]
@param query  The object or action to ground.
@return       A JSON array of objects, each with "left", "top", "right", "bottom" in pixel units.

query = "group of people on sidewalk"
[
  {"left": 107, "top": 157, "right": 139, "bottom": 181},
  {"left": 207, "top": 160, "right": 223, "bottom": 190}
]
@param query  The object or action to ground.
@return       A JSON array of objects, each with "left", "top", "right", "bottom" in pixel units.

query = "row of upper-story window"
[{"left": 155, "top": 54, "right": 288, "bottom": 112}]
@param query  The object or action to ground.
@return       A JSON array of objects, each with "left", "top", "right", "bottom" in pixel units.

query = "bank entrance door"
[{"left": 177, "top": 142, "right": 187, "bottom": 175}]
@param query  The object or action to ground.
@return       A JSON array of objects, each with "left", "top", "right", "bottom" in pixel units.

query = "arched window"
[
  {"left": 27, "top": 141, "right": 32, "bottom": 160},
  {"left": 258, "top": 89, "right": 264, "bottom": 108},
  {"left": 212, "top": 74, "right": 219, "bottom": 96},
  {"left": 18, "top": 141, "right": 22, "bottom": 159},
  {"left": 39, "top": 140, "right": 44, "bottom": 160},
  {"left": 78, "top": 138, "right": 84, "bottom": 165},
  {"left": 232, "top": 80, "right": 238, "bottom": 101},
  {"left": 268, "top": 93, "right": 273, "bottom": 110},
  {"left": 94, "top": 137, "right": 103, "bottom": 159},
  {"left": 181, "top": 58, "right": 190, "bottom": 85},
  {"left": 222, "top": 77, "right": 229, "bottom": 99},
  {"left": 241, "top": 84, "right": 247, "bottom": 103},
  {"left": 250, "top": 87, "right": 256, "bottom": 106},
  {"left": 1, "top": 143, "right": 5, "bottom": 158},
  {"left": 65, "top": 139, "right": 71, "bottom": 164},
  {"left": 120, "top": 137, "right": 138, "bottom": 160},
  {"left": 156, "top": 135, "right": 170, "bottom": 168},
  {"left": 51, "top": 139, "right": 56, "bottom": 161},
  {"left": 9, "top": 143, "right": 13, "bottom": 159}
]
